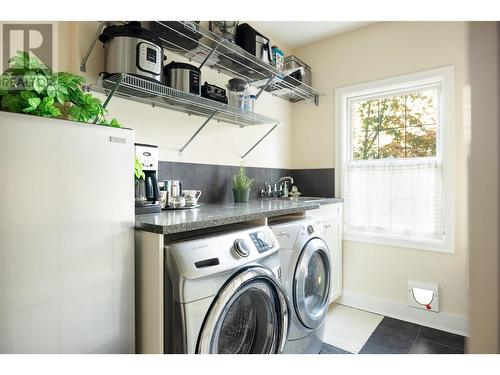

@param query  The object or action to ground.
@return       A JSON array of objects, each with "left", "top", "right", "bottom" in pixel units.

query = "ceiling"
[{"left": 251, "top": 21, "right": 376, "bottom": 49}]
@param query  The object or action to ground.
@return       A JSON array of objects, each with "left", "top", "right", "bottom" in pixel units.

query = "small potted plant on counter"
[{"left": 232, "top": 166, "right": 253, "bottom": 203}]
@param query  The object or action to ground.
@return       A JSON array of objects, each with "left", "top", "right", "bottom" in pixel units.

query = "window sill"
[{"left": 343, "top": 230, "right": 453, "bottom": 254}]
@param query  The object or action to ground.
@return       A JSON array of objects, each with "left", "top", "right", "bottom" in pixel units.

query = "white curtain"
[{"left": 343, "top": 158, "right": 444, "bottom": 240}]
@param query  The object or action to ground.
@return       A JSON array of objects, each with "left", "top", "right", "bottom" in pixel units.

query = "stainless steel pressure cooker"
[
  {"left": 99, "top": 22, "right": 164, "bottom": 84},
  {"left": 163, "top": 62, "right": 201, "bottom": 95}
]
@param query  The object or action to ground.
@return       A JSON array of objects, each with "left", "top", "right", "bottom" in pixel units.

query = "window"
[{"left": 335, "top": 66, "right": 455, "bottom": 252}]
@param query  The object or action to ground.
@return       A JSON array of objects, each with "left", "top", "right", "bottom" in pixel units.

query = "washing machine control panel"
[{"left": 249, "top": 231, "right": 274, "bottom": 253}]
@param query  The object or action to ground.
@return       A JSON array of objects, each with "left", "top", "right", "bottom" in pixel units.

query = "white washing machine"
[
  {"left": 164, "top": 224, "right": 290, "bottom": 354},
  {"left": 270, "top": 217, "right": 331, "bottom": 354}
]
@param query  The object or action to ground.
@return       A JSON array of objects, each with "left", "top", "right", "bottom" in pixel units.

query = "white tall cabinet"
[
  {"left": 0, "top": 112, "right": 135, "bottom": 353},
  {"left": 308, "top": 202, "right": 343, "bottom": 303}
]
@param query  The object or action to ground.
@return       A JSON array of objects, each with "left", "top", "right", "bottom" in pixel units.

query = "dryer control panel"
[{"left": 249, "top": 231, "right": 274, "bottom": 253}]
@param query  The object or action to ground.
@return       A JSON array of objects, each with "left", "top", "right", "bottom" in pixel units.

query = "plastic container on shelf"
[
  {"left": 248, "top": 95, "right": 256, "bottom": 112},
  {"left": 227, "top": 78, "right": 250, "bottom": 110},
  {"left": 272, "top": 46, "right": 284, "bottom": 71}
]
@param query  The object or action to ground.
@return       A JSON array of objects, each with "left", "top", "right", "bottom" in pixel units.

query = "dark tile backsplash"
[
  {"left": 158, "top": 161, "right": 335, "bottom": 204},
  {"left": 292, "top": 169, "right": 335, "bottom": 198}
]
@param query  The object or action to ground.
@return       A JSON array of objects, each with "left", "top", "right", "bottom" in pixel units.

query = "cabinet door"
[{"left": 322, "top": 219, "right": 342, "bottom": 303}]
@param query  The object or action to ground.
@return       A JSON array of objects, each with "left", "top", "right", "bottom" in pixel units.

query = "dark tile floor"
[
  {"left": 320, "top": 316, "right": 465, "bottom": 354},
  {"left": 320, "top": 344, "right": 352, "bottom": 354}
]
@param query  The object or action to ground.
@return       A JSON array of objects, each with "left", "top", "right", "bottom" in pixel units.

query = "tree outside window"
[{"left": 351, "top": 88, "right": 438, "bottom": 160}]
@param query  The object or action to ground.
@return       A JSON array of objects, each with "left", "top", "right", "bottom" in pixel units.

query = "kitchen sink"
[
  {"left": 261, "top": 196, "right": 325, "bottom": 202},
  {"left": 286, "top": 196, "right": 325, "bottom": 202}
]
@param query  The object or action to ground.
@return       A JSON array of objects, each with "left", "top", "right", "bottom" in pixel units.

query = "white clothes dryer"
[{"left": 270, "top": 217, "right": 331, "bottom": 354}]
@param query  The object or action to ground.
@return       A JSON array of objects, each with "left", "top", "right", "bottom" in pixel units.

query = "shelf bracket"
[
  {"left": 179, "top": 110, "right": 218, "bottom": 154},
  {"left": 101, "top": 74, "right": 124, "bottom": 109},
  {"left": 199, "top": 41, "right": 222, "bottom": 70},
  {"left": 93, "top": 73, "right": 124, "bottom": 124},
  {"left": 314, "top": 95, "right": 320, "bottom": 106},
  {"left": 80, "top": 22, "right": 107, "bottom": 73},
  {"left": 255, "top": 76, "right": 275, "bottom": 100},
  {"left": 241, "top": 122, "right": 280, "bottom": 159}
]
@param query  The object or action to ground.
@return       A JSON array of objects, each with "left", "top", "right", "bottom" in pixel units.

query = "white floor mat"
[{"left": 319, "top": 304, "right": 384, "bottom": 353}]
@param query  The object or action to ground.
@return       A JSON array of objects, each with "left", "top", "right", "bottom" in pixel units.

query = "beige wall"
[
  {"left": 293, "top": 22, "right": 470, "bottom": 331},
  {"left": 468, "top": 22, "right": 500, "bottom": 353},
  {"left": 58, "top": 22, "right": 294, "bottom": 169}
]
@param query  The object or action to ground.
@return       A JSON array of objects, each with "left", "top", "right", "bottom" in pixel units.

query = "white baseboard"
[{"left": 338, "top": 290, "right": 469, "bottom": 337}]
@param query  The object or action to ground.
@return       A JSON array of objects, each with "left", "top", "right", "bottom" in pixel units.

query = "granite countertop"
[{"left": 135, "top": 198, "right": 342, "bottom": 235}]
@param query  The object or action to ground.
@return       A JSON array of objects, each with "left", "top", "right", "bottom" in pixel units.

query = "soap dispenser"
[{"left": 282, "top": 181, "right": 289, "bottom": 198}]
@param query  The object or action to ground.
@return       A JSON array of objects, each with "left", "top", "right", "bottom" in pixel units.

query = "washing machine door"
[
  {"left": 197, "top": 265, "right": 289, "bottom": 354},
  {"left": 293, "top": 238, "right": 331, "bottom": 329}
]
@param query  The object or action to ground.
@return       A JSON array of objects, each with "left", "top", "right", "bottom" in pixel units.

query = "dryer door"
[
  {"left": 293, "top": 238, "right": 331, "bottom": 329},
  {"left": 197, "top": 266, "right": 289, "bottom": 354}
]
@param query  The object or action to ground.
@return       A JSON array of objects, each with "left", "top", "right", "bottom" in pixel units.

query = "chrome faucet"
[
  {"left": 260, "top": 176, "right": 294, "bottom": 198},
  {"left": 273, "top": 176, "right": 294, "bottom": 192}
]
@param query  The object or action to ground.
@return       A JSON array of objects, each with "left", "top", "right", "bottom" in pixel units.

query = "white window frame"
[{"left": 335, "top": 66, "right": 455, "bottom": 253}]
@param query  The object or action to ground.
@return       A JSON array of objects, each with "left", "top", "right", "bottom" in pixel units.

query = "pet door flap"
[{"left": 408, "top": 281, "right": 439, "bottom": 312}]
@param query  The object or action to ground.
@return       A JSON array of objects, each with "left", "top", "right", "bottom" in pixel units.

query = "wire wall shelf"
[
  {"left": 81, "top": 21, "right": 324, "bottom": 105},
  {"left": 90, "top": 73, "right": 278, "bottom": 127},
  {"left": 89, "top": 73, "right": 280, "bottom": 157},
  {"left": 80, "top": 21, "right": 325, "bottom": 156},
  {"left": 148, "top": 21, "right": 323, "bottom": 104}
]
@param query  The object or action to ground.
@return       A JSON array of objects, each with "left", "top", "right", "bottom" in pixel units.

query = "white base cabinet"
[{"left": 308, "top": 203, "right": 343, "bottom": 303}]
